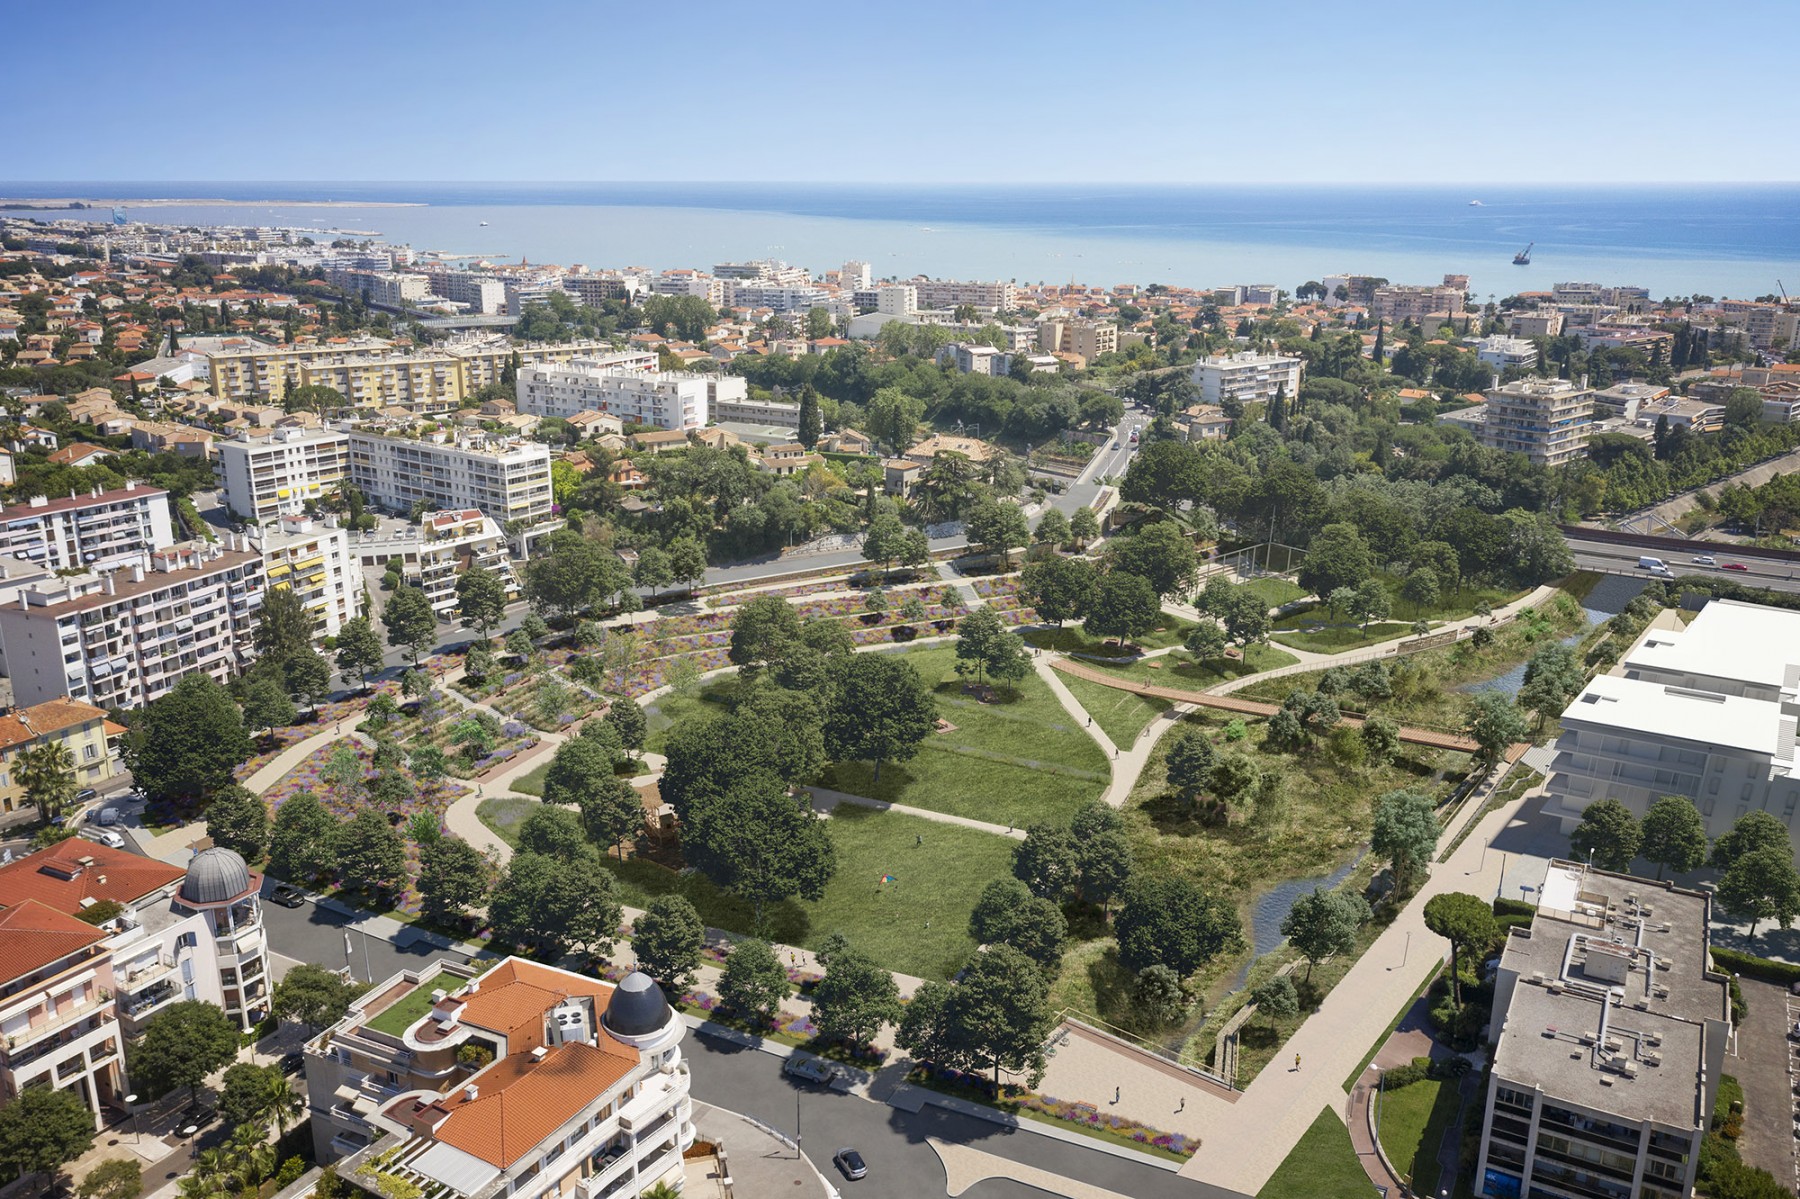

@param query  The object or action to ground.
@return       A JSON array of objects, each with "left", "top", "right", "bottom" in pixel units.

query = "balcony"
[
  {"left": 122, "top": 980, "right": 178, "bottom": 1018},
  {"left": 5, "top": 991, "right": 108, "bottom": 1050}
]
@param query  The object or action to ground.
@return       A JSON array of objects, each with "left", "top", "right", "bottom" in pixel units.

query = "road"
[
  {"left": 256, "top": 883, "right": 476, "bottom": 985},
  {"left": 1561, "top": 531, "right": 1800, "bottom": 594}
]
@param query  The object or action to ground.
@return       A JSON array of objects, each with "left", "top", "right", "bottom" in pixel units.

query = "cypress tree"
[{"left": 1372, "top": 320, "right": 1385, "bottom": 363}]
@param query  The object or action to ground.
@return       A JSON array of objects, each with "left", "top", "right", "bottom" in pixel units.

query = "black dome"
[{"left": 603, "top": 971, "right": 670, "bottom": 1036}]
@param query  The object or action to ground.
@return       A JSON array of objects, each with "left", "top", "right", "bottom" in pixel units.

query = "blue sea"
[{"left": 3, "top": 182, "right": 1796, "bottom": 300}]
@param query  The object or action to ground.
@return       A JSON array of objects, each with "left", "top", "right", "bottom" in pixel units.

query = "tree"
[
  {"left": 1034, "top": 508, "right": 1070, "bottom": 547},
  {"left": 1297, "top": 523, "right": 1374, "bottom": 600},
  {"left": 239, "top": 677, "right": 296, "bottom": 735},
  {"left": 823, "top": 654, "right": 937, "bottom": 782},
  {"left": 334, "top": 617, "right": 384, "bottom": 692},
  {"left": 382, "top": 584, "right": 438, "bottom": 666},
  {"left": 1568, "top": 799, "right": 1641, "bottom": 872},
  {"left": 717, "top": 937, "right": 790, "bottom": 1025},
  {"left": 861, "top": 512, "right": 906, "bottom": 574},
  {"left": 0, "top": 1086, "right": 95, "bottom": 1189},
  {"left": 1280, "top": 887, "right": 1370, "bottom": 981},
  {"left": 1165, "top": 728, "right": 1216, "bottom": 800},
  {"left": 954, "top": 605, "right": 1030, "bottom": 687},
  {"left": 1115, "top": 875, "right": 1243, "bottom": 976},
  {"left": 1465, "top": 691, "right": 1528, "bottom": 764},
  {"left": 668, "top": 538, "right": 709, "bottom": 591},
  {"left": 15, "top": 742, "right": 76, "bottom": 825},
  {"left": 968, "top": 878, "right": 1067, "bottom": 972},
  {"left": 1131, "top": 964, "right": 1188, "bottom": 1026},
  {"left": 1638, "top": 796, "right": 1709, "bottom": 880},
  {"left": 1251, "top": 974, "right": 1299, "bottom": 1030},
  {"left": 1400, "top": 567, "right": 1440, "bottom": 612},
  {"left": 967, "top": 498, "right": 1031, "bottom": 568},
  {"left": 1723, "top": 386, "right": 1765, "bottom": 428},
  {"left": 133, "top": 1000, "right": 240, "bottom": 1104},
  {"left": 123, "top": 673, "right": 255, "bottom": 800},
  {"left": 271, "top": 963, "right": 362, "bottom": 1029},
  {"left": 268, "top": 792, "right": 339, "bottom": 882},
  {"left": 518, "top": 805, "right": 589, "bottom": 859},
  {"left": 866, "top": 387, "right": 926, "bottom": 455},
  {"left": 455, "top": 566, "right": 508, "bottom": 638},
  {"left": 1083, "top": 570, "right": 1161, "bottom": 644},
  {"left": 1518, "top": 643, "right": 1586, "bottom": 731},
  {"left": 253, "top": 585, "right": 314, "bottom": 668},
  {"left": 1069, "top": 506, "right": 1100, "bottom": 547},
  {"left": 488, "top": 848, "right": 621, "bottom": 960},
  {"left": 1019, "top": 555, "right": 1097, "bottom": 626},
  {"left": 1711, "top": 810, "right": 1789, "bottom": 872},
  {"left": 1423, "top": 892, "right": 1497, "bottom": 1007},
  {"left": 77, "top": 1158, "right": 141, "bottom": 1199},
  {"left": 797, "top": 384, "right": 822, "bottom": 450},
  {"left": 580, "top": 775, "right": 645, "bottom": 861},
  {"left": 728, "top": 594, "right": 802, "bottom": 675},
  {"left": 417, "top": 837, "right": 491, "bottom": 926},
  {"left": 284, "top": 650, "right": 333, "bottom": 710},
  {"left": 682, "top": 775, "right": 835, "bottom": 929},
  {"left": 898, "top": 945, "right": 1052, "bottom": 1092},
  {"left": 336, "top": 808, "right": 409, "bottom": 904},
  {"left": 1717, "top": 847, "right": 1800, "bottom": 939},
  {"left": 1011, "top": 823, "right": 1078, "bottom": 900},
  {"left": 217, "top": 1062, "right": 300, "bottom": 1136},
  {"left": 205, "top": 784, "right": 268, "bottom": 862},
  {"left": 811, "top": 947, "right": 902, "bottom": 1048},
  {"left": 1360, "top": 714, "right": 1400, "bottom": 766},
  {"left": 542, "top": 735, "right": 616, "bottom": 809},
  {"left": 631, "top": 895, "right": 706, "bottom": 992},
  {"left": 1184, "top": 619, "right": 1227, "bottom": 662},
  {"left": 1371, "top": 789, "right": 1438, "bottom": 894},
  {"left": 1108, "top": 521, "right": 1199, "bottom": 599},
  {"left": 1072, "top": 815, "right": 1132, "bottom": 914}
]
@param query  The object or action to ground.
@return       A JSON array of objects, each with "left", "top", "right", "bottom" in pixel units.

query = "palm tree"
[
  {"left": 226, "top": 1124, "right": 276, "bottom": 1189},
  {"left": 254, "top": 1068, "right": 303, "bottom": 1137},
  {"left": 15, "top": 742, "right": 76, "bottom": 824}
]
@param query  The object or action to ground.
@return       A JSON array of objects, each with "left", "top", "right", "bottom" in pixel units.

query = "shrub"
[
  {"left": 1710, "top": 946, "right": 1800, "bottom": 986},
  {"left": 1492, "top": 897, "right": 1535, "bottom": 919}
]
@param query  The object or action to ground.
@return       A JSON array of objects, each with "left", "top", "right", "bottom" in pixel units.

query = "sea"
[{"left": 3, "top": 181, "right": 1797, "bottom": 301}]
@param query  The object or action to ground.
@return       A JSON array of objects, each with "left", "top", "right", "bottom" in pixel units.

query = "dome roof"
[
  {"left": 603, "top": 971, "right": 670, "bottom": 1037},
  {"left": 180, "top": 847, "right": 252, "bottom": 905}
]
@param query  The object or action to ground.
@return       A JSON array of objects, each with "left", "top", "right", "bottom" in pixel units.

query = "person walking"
[{"left": 1294, "top": 1053, "right": 1302, "bottom": 1071}]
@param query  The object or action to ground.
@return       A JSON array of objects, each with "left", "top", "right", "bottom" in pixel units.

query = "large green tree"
[
  {"left": 953, "top": 605, "right": 1030, "bottom": 687},
  {"left": 267, "top": 791, "right": 339, "bottom": 882},
  {"left": 1711, "top": 810, "right": 1789, "bottom": 872},
  {"left": 455, "top": 566, "right": 509, "bottom": 638},
  {"left": 417, "top": 837, "right": 492, "bottom": 926},
  {"left": 205, "top": 784, "right": 268, "bottom": 862},
  {"left": 1280, "top": 887, "right": 1371, "bottom": 981},
  {"left": 1371, "top": 789, "right": 1439, "bottom": 894},
  {"left": 271, "top": 963, "right": 363, "bottom": 1029},
  {"left": 382, "top": 583, "right": 438, "bottom": 666},
  {"left": 1107, "top": 521, "right": 1199, "bottom": 599},
  {"left": 717, "top": 938, "right": 790, "bottom": 1025},
  {"left": 1422, "top": 891, "right": 1497, "bottom": 1007},
  {"left": 132, "top": 1000, "right": 240, "bottom": 1104},
  {"left": 1019, "top": 555, "right": 1096, "bottom": 626},
  {"left": 15, "top": 742, "right": 76, "bottom": 825},
  {"left": 1296, "top": 522, "right": 1374, "bottom": 600},
  {"left": 1638, "top": 796, "right": 1708, "bottom": 880},
  {"left": 488, "top": 848, "right": 622, "bottom": 960},
  {"left": 810, "top": 946, "right": 902, "bottom": 1048},
  {"left": 124, "top": 673, "right": 256, "bottom": 800},
  {"left": 1569, "top": 799, "right": 1641, "bottom": 872},
  {"left": 1082, "top": 570, "right": 1161, "bottom": 644},
  {"left": 335, "top": 808, "right": 409, "bottom": 904},
  {"left": 334, "top": 616, "right": 385, "bottom": 692},
  {"left": 1465, "top": 691, "right": 1529, "bottom": 764},
  {"left": 823, "top": 653, "right": 937, "bottom": 782},
  {"left": 897, "top": 945, "right": 1052, "bottom": 1092},
  {"left": 1114, "top": 875, "right": 1243, "bottom": 977},
  {"left": 216, "top": 1062, "right": 300, "bottom": 1136},
  {"left": 631, "top": 896, "right": 707, "bottom": 992},
  {"left": 727, "top": 594, "right": 802, "bottom": 675},
  {"left": 0, "top": 1085, "right": 95, "bottom": 1188},
  {"left": 681, "top": 774, "right": 835, "bottom": 929},
  {"left": 1716, "top": 847, "right": 1800, "bottom": 940}
]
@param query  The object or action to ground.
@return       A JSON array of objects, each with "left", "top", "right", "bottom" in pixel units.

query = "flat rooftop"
[
  {"left": 1562, "top": 672, "right": 1783, "bottom": 756},
  {"left": 1493, "top": 862, "right": 1728, "bottom": 1131},
  {"left": 1623, "top": 599, "right": 1800, "bottom": 692}
]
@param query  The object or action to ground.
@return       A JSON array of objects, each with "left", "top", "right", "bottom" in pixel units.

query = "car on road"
[
  {"left": 833, "top": 1148, "right": 868, "bottom": 1181},
  {"left": 1690, "top": 555, "right": 1716, "bottom": 566},
  {"left": 84, "top": 828, "right": 125, "bottom": 849},
  {"left": 279, "top": 1051, "right": 305, "bottom": 1075},
  {"left": 269, "top": 884, "right": 308, "bottom": 908},
  {"left": 1650, "top": 565, "right": 1675, "bottom": 579},
  {"left": 75, "top": 788, "right": 97, "bottom": 803},
  {"left": 1723, "top": 562, "right": 1751, "bottom": 571},
  {"left": 782, "top": 1055, "right": 838, "bottom": 1085}
]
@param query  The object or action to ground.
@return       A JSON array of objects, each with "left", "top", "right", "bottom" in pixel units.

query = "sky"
[{"left": 8, "top": 0, "right": 1797, "bottom": 184}]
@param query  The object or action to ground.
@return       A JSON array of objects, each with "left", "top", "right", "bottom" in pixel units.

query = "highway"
[{"left": 1561, "top": 531, "right": 1800, "bottom": 595}]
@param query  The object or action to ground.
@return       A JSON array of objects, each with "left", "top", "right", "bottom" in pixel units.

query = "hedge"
[
  {"left": 1493, "top": 897, "right": 1535, "bottom": 919},
  {"left": 1710, "top": 946, "right": 1800, "bottom": 987}
]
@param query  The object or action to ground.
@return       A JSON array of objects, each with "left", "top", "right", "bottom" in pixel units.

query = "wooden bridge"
[{"left": 1052, "top": 658, "right": 1485, "bottom": 755}]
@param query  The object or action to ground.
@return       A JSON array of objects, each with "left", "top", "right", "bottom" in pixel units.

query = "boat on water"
[
  {"left": 1468, "top": 199, "right": 1484, "bottom": 207},
  {"left": 1512, "top": 241, "right": 1533, "bottom": 265},
  {"left": 479, "top": 220, "right": 489, "bottom": 226}
]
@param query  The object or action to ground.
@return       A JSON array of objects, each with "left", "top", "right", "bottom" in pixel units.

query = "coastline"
[{"left": 0, "top": 197, "right": 424, "bottom": 209}]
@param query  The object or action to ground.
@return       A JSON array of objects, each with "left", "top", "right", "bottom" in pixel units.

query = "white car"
[
  {"left": 85, "top": 828, "right": 125, "bottom": 849},
  {"left": 1691, "top": 555, "right": 1716, "bottom": 567}
]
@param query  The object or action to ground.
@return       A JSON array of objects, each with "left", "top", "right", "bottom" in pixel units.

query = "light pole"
[
  {"left": 343, "top": 931, "right": 355, "bottom": 981},
  {"left": 125, "top": 1093, "right": 139, "bottom": 1145},
  {"left": 794, "top": 1090, "right": 802, "bottom": 1162},
  {"left": 1402, "top": 931, "right": 1411, "bottom": 968},
  {"left": 360, "top": 922, "right": 373, "bottom": 982}
]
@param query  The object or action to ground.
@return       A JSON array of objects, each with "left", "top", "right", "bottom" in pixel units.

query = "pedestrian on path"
[
  {"left": 1294, "top": 1053, "right": 1302, "bottom": 1072},
  {"left": 1177, "top": 1097, "right": 1185, "bottom": 1113},
  {"left": 1113, "top": 1085, "right": 1120, "bottom": 1104}
]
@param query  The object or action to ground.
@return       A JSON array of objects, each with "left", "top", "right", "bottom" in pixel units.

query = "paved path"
[
  {"left": 1051, "top": 658, "right": 1484, "bottom": 753},
  {"left": 932, "top": 1139, "right": 1138, "bottom": 1199},
  {"left": 804, "top": 786, "right": 1026, "bottom": 840}
]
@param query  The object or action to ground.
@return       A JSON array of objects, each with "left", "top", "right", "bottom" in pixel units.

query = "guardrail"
[{"left": 1562, "top": 523, "right": 1800, "bottom": 565}]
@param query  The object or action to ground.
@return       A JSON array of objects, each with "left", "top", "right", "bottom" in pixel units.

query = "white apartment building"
[
  {"left": 420, "top": 270, "right": 507, "bottom": 315},
  {"left": 650, "top": 270, "right": 725, "bottom": 305},
  {"left": 1507, "top": 310, "right": 1566, "bottom": 338},
  {"left": 0, "top": 539, "right": 264, "bottom": 709},
  {"left": 910, "top": 278, "right": 1018, "bottom": 312},
  {"left": 1592, "top": 383, "right": 1671, "bottom": 422},
  {"left": 1191, "top": 351, "right": 1304, "bottom": 406},
  {"left": 721, "top": 280, "right": 831, "bottom": 314},
  {"left": 1546, "top": 599, "right": 1800, "bottom": 862},
  {"left": 1474, "top": 334, "right": 1539, "bottom": 372},
  {"left": 0, "top": 483, "right": 175, "bottom": 573},
  {"left": 712, "top": 393, "right": 801, "bottom": 428},
  {"left": 518, "top": 359, "right": 725, "bottom": 430},
  {"left": 563, "top": 272, "right": 648, "bottom": 306},
  {"left": 712, "top": 258, "right": 809, "bottom": 285},
  {"left": 216, "top": 426, "right": 352, "bottom": 523},
  {"left": 353, "top": 509, "right": 517, "bottom": 619},
  {"left": 1038, "top": 318, "right": 1119, "bottom": 366},
  {"left": 255, "top": 513, "right": 360, "bottom": 636},
  {"left": 1479, "top": 377, "right": 1596, "bottom": 467},
  {"left": 348, "top": 431, "right": 554, "bottom": 524},
  {"left": 306, "top": 957, "right": 695, "bottom": 1199},
  {"left": 1371, "top": 284, "right": 1467, "bottom": 323},
  {"left": 937, "top": 342, "right": 1012, "bottom": 376},
  {"left": 841, "top": 260, "right": 872, "bottom": 290},
  {"left": 1474, "top": 860, "right": 1728, "bottom": 1199}
]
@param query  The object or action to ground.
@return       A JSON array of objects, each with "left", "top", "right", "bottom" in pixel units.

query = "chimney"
[
  {"left": 530, "top": 1047, "right": 547, "bottom": 1063},
  {"left": 462, "top": 1084, "right": 478, "bottom": 1102}
]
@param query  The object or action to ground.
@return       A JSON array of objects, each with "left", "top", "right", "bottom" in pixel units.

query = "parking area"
[{"left": 1731, "top": 978, "right": 1800, "bottom": 1188}]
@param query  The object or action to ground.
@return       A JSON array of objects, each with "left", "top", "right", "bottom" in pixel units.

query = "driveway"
[{"left": 1729, "top": 978, "right": 1799, "bottom": 1186}]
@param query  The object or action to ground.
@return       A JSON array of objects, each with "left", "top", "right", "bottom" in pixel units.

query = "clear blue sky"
[{"left": 9, "top": 0, "right": 1795, "bottom": 183}]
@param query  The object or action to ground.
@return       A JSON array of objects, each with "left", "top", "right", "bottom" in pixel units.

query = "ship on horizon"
[{"left": 1513, "top": 241, "right": 1533, "bottom": 265}]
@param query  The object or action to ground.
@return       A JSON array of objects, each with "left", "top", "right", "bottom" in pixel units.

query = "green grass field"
[
  {"left": 815, "top": 646, "right": 1110, "bottom": 828},
  {"left": 1376, "top": 1075, "right": 1462, "bottom": 1195},
  {"left": 1240, "top": 577, "right": 1308, "bottom": 609},
  {"left": 1271, "top": 621, "right": 1415, "bottom": 653},
  {"left": 1059, "top": 644, "right": 1299, "bottom": 697},
  {"left": 1020, "top": 616, "right": 1197, "bottom": 655},
  {"left": 1054, "top": 671, "right": 1171, "bottom": 747},
  {"left": 642, "top": 681, "right": 735, "bottom": 755},
  {"left": 1257, "top": 1107, "right": 1375, "bottom": 1199},
  {"left": 479, "top": 795, "right": 1013, "bottom": 981},
  {"left": 365, "top": 982, "right": 441, "bottom": 1036}
]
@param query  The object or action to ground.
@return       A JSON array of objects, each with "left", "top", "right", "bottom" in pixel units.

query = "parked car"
[
  {"left": 74, "top": 788, "right": 97, "bottom": 803},
  {"left": 85, "top": 828, "right": 125, "bottom": 849},
  {"left": 833, "top": 1148, "right": 868, "bottom": 1181},
  {"left": 782, "top": 1056, "right": 838, "bottom": 1085},
  {"left": 1723, "top": 562, "right": 1751, "bottom": 571},
  {"left": 269, "top": 884, "right": 308, "bottom": 908},
  {"left": 278, "top": 1051, "right": 305, "bottom": 1075}
]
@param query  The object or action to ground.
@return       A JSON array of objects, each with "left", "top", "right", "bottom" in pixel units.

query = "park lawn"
[
  {"left": 815, "top": 646, "right": 1109, "bottom": 828},
  {"left": 1377, "top": 1075, "right": 1462, "bottom": 1196},
  {"left": 479, "top": 796, "right": 1011, "bottom": 981},
  {"left": 1271, "top": 621, "right": 1415, "bottom": 654},
  {"left": 642, "top": 679, "right": 735, "bottom": 755},
  {"left": 509, "top": 762, "right": 549, "bottom": 797},
  {"left": 1020, "top": 615, "right": 1198, "bottom": 655},
  {"left": 1240, "top": 577, "right": 1308, "bottom": 609},
  {"left": 1055, "top": 671, "right": 1170, "bottom": 747},
  {"left": 1257, "top": 1107, "right": 1376, "bottom": 1199},
  {"left": 1064, "top": 644, "right": 1299, "bottom": 696}
]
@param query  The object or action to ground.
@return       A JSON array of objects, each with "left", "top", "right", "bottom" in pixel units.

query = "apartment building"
[
  {"left": 563, "top": 273, "right": 648, "bottom": 306},
  {"left": 0, "top": 483, "right": 175, "bottom": 573},
  {"left": 419, "top": 269, "right": 508, "bottom": 315},
  {"left": 1479, "top": 378, "right": 1596, "bottom": 467},
  {"left": 348, "top": 431, "right": 553, "bottom": 524},
  {"left": 1545, "top": 599, "right": 1800, "bottom": 861},
  {"left": 305, "top": 956, "right": 695, "bottom": 1199},
  {"left": 0, "top": 698, "right": 122, "bottom": 817},
  {"left": 1591, "top": 383, "right": 1671, "bottom": 422},
  {"left": 0, "top": 842, "right": 272, "bottom": 1126},
  {"left": 840, "top": 260, "right": 872, "bottom": 290},
  {"left": 255, "top": 513, "right": 360, "bottom": 636},
  {"left": 216, "top": 427, "right": 352, "bottom": 523},
  {"left": 711, "top": 393, "right": 801, "bottom": 428},
  {"left": 1553, "top": 283, "right": 1651, "bottom": 309},
  {"left": 0, "top": 539, "right": 264, "bottom": 709},
  {"left": 936, "top": 342, "right": 1012, "bottom": 376},
  {"left": 650, "top": 270, "right": 725, "bottom": 305},
  {"left": 1474, "top": 335, "right": 1539, "bottom": 371},
  {"left": 875, "top": 284, "right": 917, "bottom": 317},
  {"left": 1371, "top": 284, "right": 1466, "bottom": 323},
  {"left": 1037, "top": 318, "right": 1118, "bottom": 367},
  {"left": 1190, "top": 350, "right": 1304, "bottom": 406},
  {"left": 1474, "top": 860, "right": 1729, "bottom": 1199},
  {"left": 1507, "top": 310, "right": 1566, "bottom": 338},
  {"left": 353, "top": 510, "right": 517, "bottom": 619},
  {"left": 207, "top": 339, "right": 609, "bottom": 404},
  {"left": 720, "top": 280, "right": 830, "bottom": 314},
  {"left": 910, "top": 278, "right": 1018, "bottom": 312},
  {"left": 518, "top": 359, "right": 724, "bottom": 430},
  {"left": 302, "top": 354, "right": 463, "bottom": 412},
  {"left": 712, "top": 258, "right": 809, "bottom": 285},
  {"left": 1634, "top": 397, "right": 1724, "bottom": 435}
]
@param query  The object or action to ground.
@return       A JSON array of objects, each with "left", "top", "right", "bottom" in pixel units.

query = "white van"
[{"left": 1637, "top": 556, "right": 1665, "bottom": 570}]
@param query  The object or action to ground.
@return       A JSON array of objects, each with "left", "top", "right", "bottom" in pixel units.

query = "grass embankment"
[
  {"left": 1257, "top": 1107, "right": 1375, "bottom": 1199},
  {"left": 1239, "top": 577, "right": 1308, "bottom": 608},
  {"left": 816, "top": 646, "right": 1109, "bottom": 828},
  {"left": 1377, "top": 1075, "right": 1462, "bottom": 1196},
  {"left": 479, "top": 797, "right": 1013, "bottom": 981},
  {"left": 1065, "top": 643, "right": 1300, "bottom": 696},
  {"left": 1266, "top": 580, "right": 1523, "bottom": 653},
  {"left": 1054, "top": 671, "right": 1171, "bottom": 747},
  {"left": 1272, "top": 621, "right": 1414, "bottom": 654}
]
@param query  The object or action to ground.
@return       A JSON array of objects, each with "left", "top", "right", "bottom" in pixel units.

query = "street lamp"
[
  {"left": 795, "top": 1090, "right": 802, "bottom": 1162},
  {"left": 125, "top": 1094, "right": 139, "bottom": 1145}
]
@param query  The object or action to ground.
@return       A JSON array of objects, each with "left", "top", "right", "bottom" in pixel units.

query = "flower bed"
[
  {"left": 918, "top": 1064, "right": 1196, "bottom": 1158},
  {"left": 232, "top": 681, "right": 403, "bottom": 783}
]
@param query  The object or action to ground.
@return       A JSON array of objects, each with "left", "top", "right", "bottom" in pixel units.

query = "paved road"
[
  {"left": 1563, "top": 532, "right": 1800, "bottom": 594},
  {"left": 256, "top": 884, "right": 477, "bottom": 985},
  {"left": 682, "top": 1028, "right": 1243, "bottom": 1199}
]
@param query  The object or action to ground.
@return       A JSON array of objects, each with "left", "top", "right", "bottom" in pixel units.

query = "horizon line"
[{"left": 4, "top": 178, "right": 1800, "bottom": 188}]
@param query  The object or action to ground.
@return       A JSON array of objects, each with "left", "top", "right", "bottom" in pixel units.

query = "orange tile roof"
[
  {"left": 0, "top": 899, "right": 108, "bottom": 984},
  {"left": 0, "top": 840, "right": 183, "bottom": 915},
  {"left": 434, "top": 1041, "right": 636, "bottom": 1167},
  {"left": 457, "top": 959, "right": 625, "bottom": 1056},
  {"left": 0, "top": 698, "right": 113, "bottom": 753}
]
